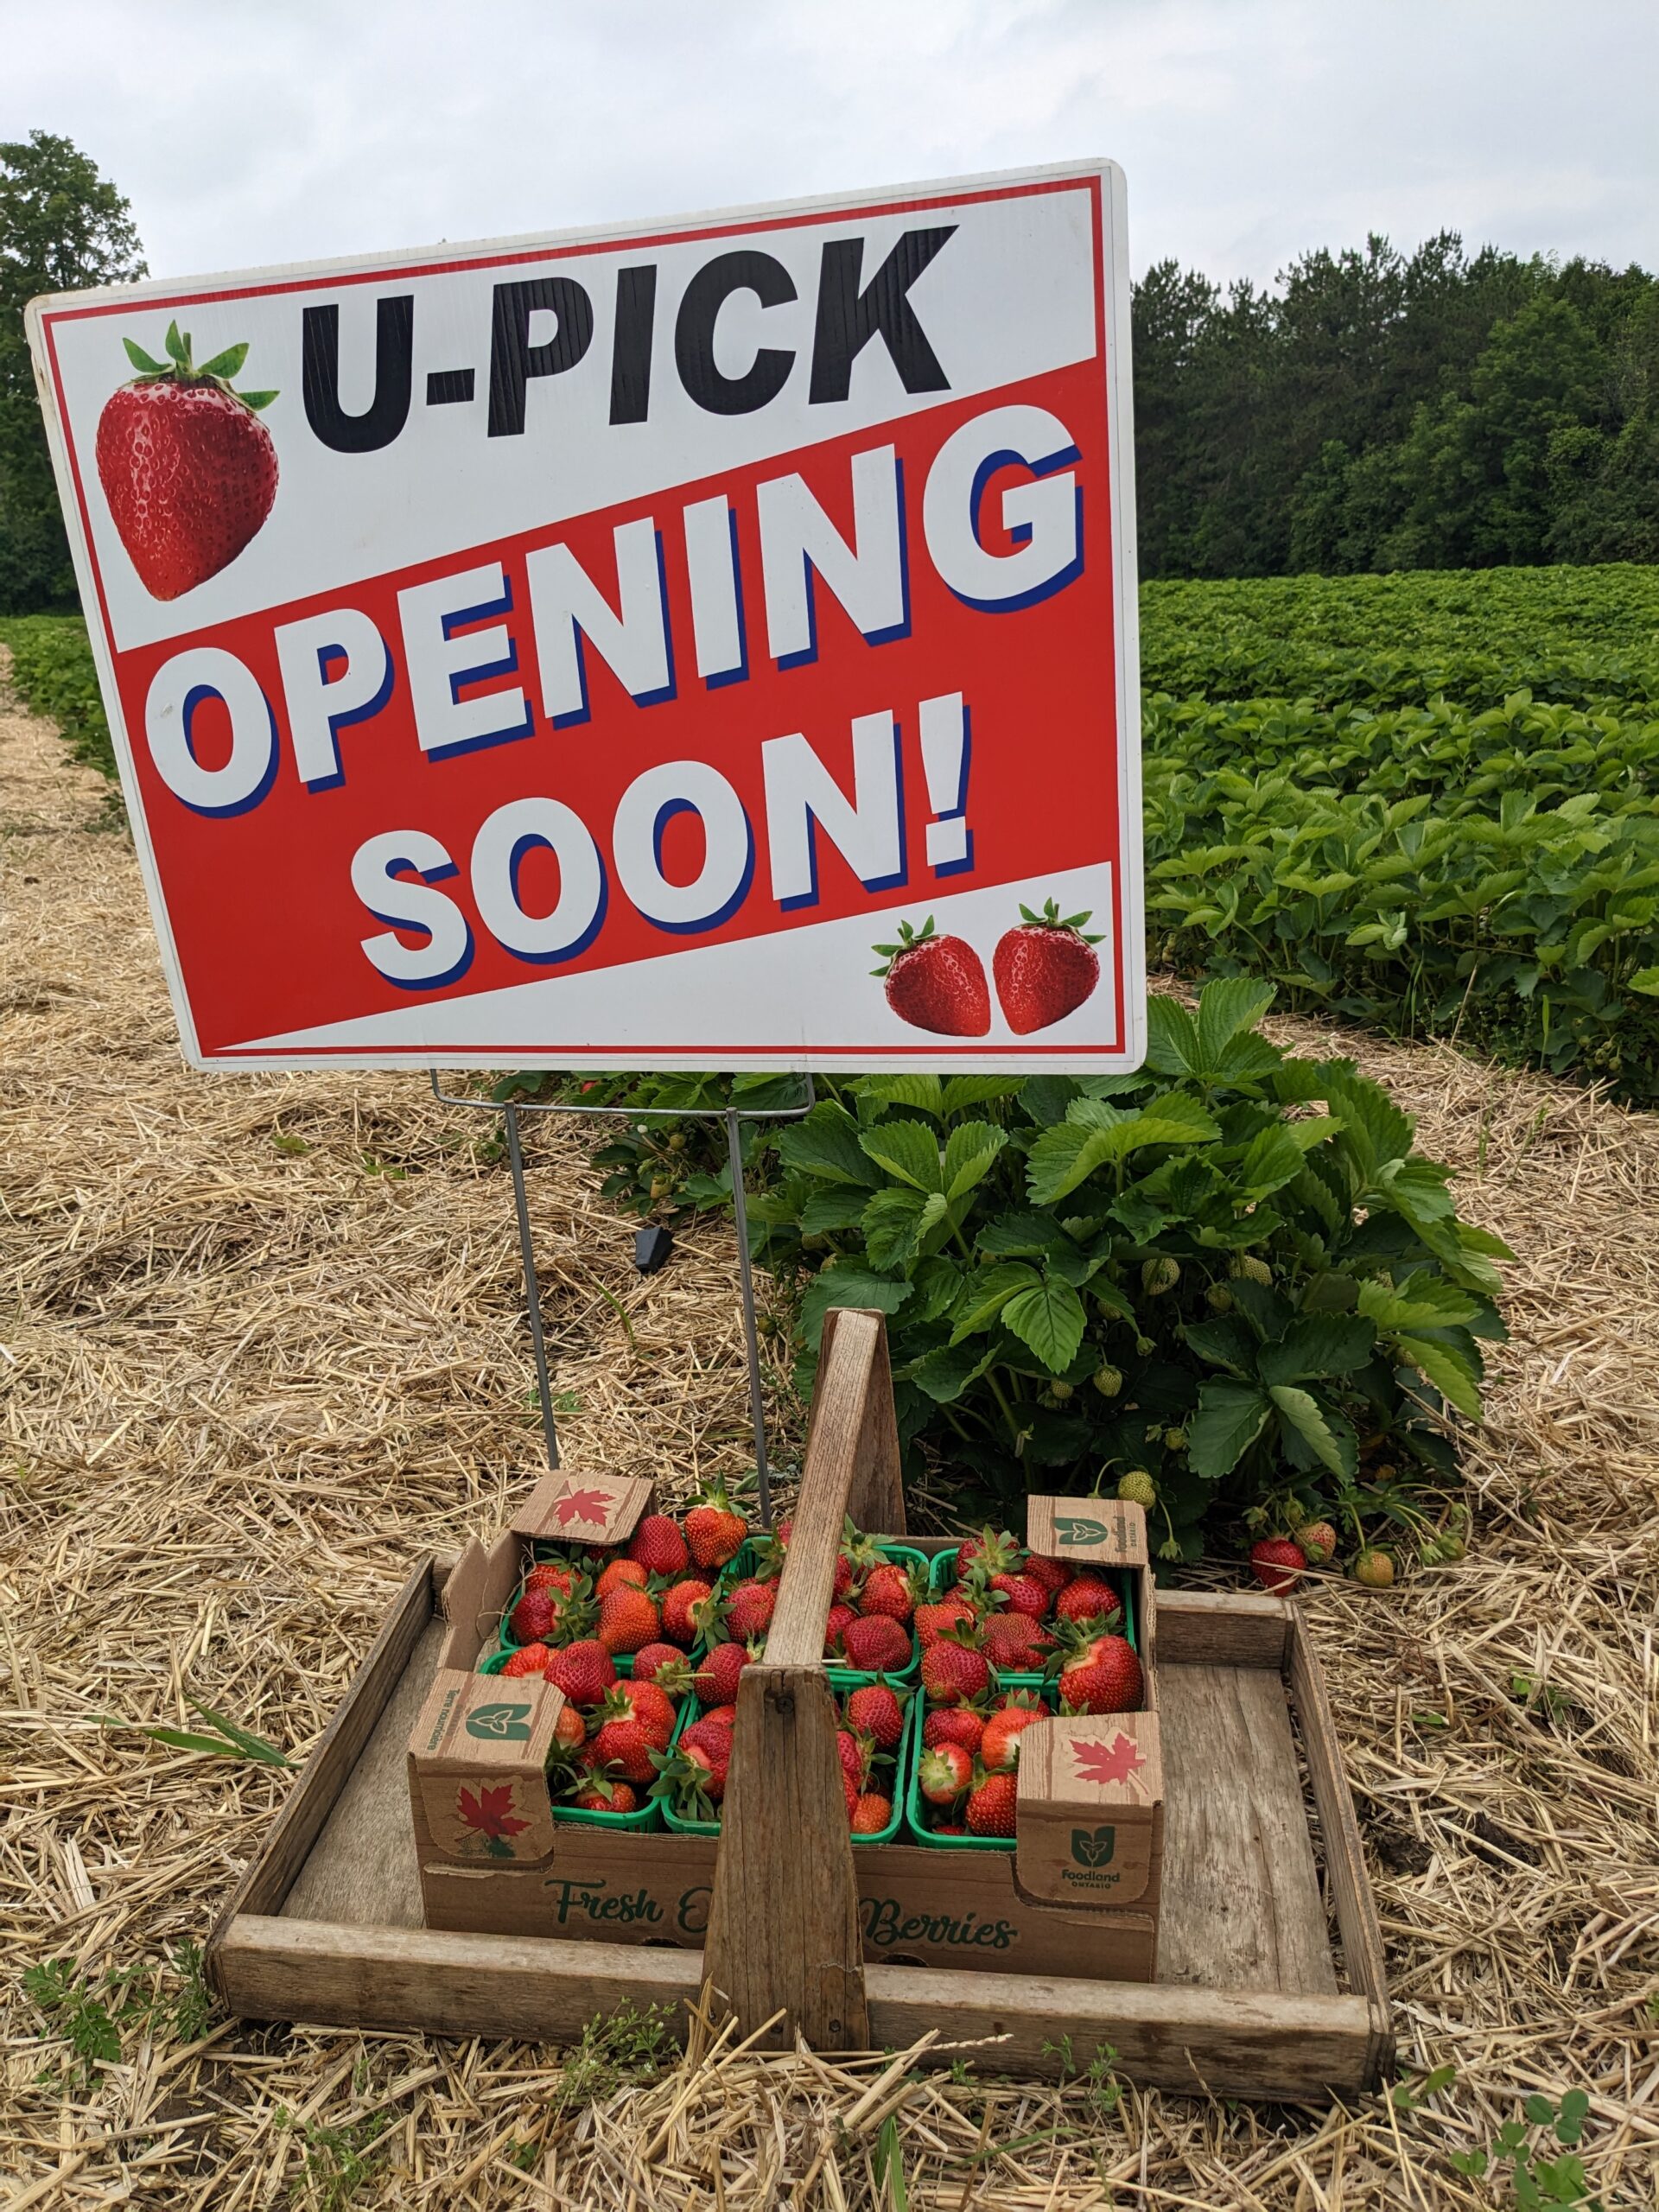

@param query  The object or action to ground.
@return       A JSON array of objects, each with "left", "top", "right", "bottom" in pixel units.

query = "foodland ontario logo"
[{"left": 1071, "top": 1825, "right": 1117, "bottom": 1868}]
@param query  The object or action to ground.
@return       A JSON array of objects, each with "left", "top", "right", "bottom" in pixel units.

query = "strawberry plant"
[{"left": 742, "top": 978, "right": 1506, "bottom": 1560}]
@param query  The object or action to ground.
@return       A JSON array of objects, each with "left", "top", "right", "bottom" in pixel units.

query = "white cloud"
[{"left": 10, "top": 0, "right": 1658, "bottom": 288}]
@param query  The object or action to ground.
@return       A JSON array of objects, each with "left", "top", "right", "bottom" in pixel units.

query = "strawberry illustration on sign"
[
  {"left": 455, "top": 1781, "right": 531, "bottom": 1858},
  {"left": 872, "top": 917, "right": 990, "bottom": 1037},
  {"left": 550, "top": 1484, "right": 616, "bottom": 1530},
  {"left": 993, "top": 899, "right": 1103, "bottom": 1033},
  {"left": 1071, "top": 1732, "right": 1147, "bottom": 1788},
  {"left": 95, "top": 321, "right": 278, "bottom": 601}
]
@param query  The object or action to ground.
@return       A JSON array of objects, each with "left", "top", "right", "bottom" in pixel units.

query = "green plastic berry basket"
[
  {"left": 903, "top": 1683, "right": 1058, "bottom": 1851},
  {"left": 925, "top": 1547, "right": 1137, "bottom": 1689},
  {"left": 490, "top": 1555, "right": 728, "bottom": 1681},
  {"left": 661, "top": 1686, "right": 916, "bottom": 1844},
  {"left": 474, "top": 1646, "right": 687, "bottom": 1829}
]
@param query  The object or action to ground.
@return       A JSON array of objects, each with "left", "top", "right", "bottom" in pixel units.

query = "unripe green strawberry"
[
  {"left": 1163, "top": 1427, "right": 1186, "bottom": 1452},
  {"left": 1205, "top": 1281, "right": 1233, "bottom": 1311},
  {"left": 1048, "top": 1379, "right": 1074, "bottom": 1402},
  {"left": 1091, "top": 1363, "right": 1123, "bottom": 1399},
  {"left": 1116, "top": 1470, "right": 1158, "bottom": 1510},
  {"left": 1141, "top": 1256, "right": 1180, "bottom": 1296},
  {"left": 1230, "top": 1253, "right": 1271, "bottom": 1284},
  {"left": 1354, "top": 1548, "right": 1395, "bottom": 1589}
]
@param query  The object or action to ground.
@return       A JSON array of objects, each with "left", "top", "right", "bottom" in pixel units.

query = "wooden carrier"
[{"left": 207, "top": 1312, "right": 1393, "bottom": 2100}]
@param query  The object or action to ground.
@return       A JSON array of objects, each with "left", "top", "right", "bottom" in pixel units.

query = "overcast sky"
[{"left": 7, "top": 0, "right": 1657, "bottom": 290}]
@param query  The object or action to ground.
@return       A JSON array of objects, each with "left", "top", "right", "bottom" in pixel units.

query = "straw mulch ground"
[{"left": 2, "top": 650, "right": 1655, "bottom": 2209}]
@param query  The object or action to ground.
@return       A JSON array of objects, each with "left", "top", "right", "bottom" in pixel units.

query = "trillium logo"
[
  {"left": 1054, "top": 1515, "right": 1109, "bottom": 1547},
  {"left": 1071, "top": 1825, "right": 1116, "bottom": 1867},
  {"left": 465, "top": 1701, "right": 531, "bottom": 1741}
]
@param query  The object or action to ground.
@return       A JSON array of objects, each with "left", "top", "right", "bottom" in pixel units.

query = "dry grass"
[{"left": 2, "top": 650, "right": 1655, "bottom": 2209}]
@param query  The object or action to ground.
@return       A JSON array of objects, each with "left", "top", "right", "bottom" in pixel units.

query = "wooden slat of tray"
[{"left": 1157, "top": 1663, "right": 1336, "bottom": 1998}]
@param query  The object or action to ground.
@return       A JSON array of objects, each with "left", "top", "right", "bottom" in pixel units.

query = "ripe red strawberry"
[
  {"left": 953, "top": 1528, "right": 1020, "bottom": 1583},
  {"left": 661, "top": 1577, "right": 716, "bottom": 1648},
  {"left": 1057, "top": 1632, "right": 1143, "bottom": 1715},
  {"left": 596, "top": 1557, "right": 650, "bottom": 1599},
  {"left": 588, "top": 1697, "right": 659, "bottom": 1784},
  {"left": 915, "top": 1596, "right": 978, "bottom": 1649},
  {"left": 570, "top": 1771, "right": 636, "bottom": 1813},
  {"left": 679, "top": 1717, "right": 734, "bottom": 1777},
  {"left": 700, "top": 1702, "right": 738, "bottom": 1731},
  {"left": 823, "top": 1603, "right": 859, "bottom": 1656},
  {"left": 551, "top": 1703, "right": 588, "bottom": 1756},
  {"left": 836, "top": 1729, "right": 870, "bottom": 1789},
  {"left": 981, "top": 1612, "right": 1056, "bottom": 1670},
  {"left": 1250, "top": 1538, "right": 1307, "bottom": 1593},
  {"left": 597, "top": 1584, "right": 660, "bottom": 1656},
  {"left": 721, "top": 1580, "right": 777, "bottom": 1643},
  {"left": 923, "top": 1707, "right": 985, "bottom": 1755},
  {"left": 618, "top": 1678, "right": 677, "bottom": 1749},
  {"left": 683, "top": 1481, "right": 747, "bottom": 1570},
  {"left": 872, "top": 917, "right": 990, "bottom": 1037},
  {"left": 1025, "top": 1555, "right": 1073, "bottom": 1598},
  {"left": 1054, "top": 1577, "right": 1123, "bottom": 1630},
  {"left": 980, "top": 1699, "right": 1046, "bottom": 1773},
  {"left": 97, "top": 324, "right": 279, "bottom": 601},
  {"left": 921, "top": 1632, "right": 992, "bottom": 1707},
  {"left": 919, "top": 1742, "right": 973, "bottom": 1805},
  {"left": 988, "top": 1570, "right": 1049, "bottom": 1620},
  {"left": 858, "top": 1563, "right": 919, "bottom": 1622},
  {"left": 543, "top": 1638, "right": 617, "bottom": 1707},
  {"left": 850, "top": 1791, "right": 891, "bottom": 1834},
  {"left": 841, "top": 1767, "right": 860, "bottom": 1819},
  {"left": 654, "top": 1738, "right": 727, "bottom": 1816},
  {"left": 524, "top": 1560, "right": 578, "bottom": 1597},
  {"left": 501, "top": 1641, "right": 552, "bottom": 1678},
  {"left": 692, "top": 1638, "right": 757, "bottom": 1707},
  {"left": 508, "top": 1589, "right": 558, "bottom": 1645},
  {"left": 931, "top": 1822, "right": 968, "bottom": 1835},
  {"left": 965, "top": 1770, "right": 1019, "bottom": 1836},
  {"left": 845, "top": 1684, "right": 905, "bottom": 1751},
  {"left": 992, "top": 899, "right": 1103, "bottom": 1034},
  {"left": 627, "top": 1515, "right": 690, "bottom": 1577},
  {"left": 840, "top": 1614, "right": 912, "bottom": 1672},
  {"left": 631, "top": 1643, "right": 692, "bottom": 1695}
]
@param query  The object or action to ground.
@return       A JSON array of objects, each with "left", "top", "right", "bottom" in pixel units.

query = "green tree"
[{"left": 0, "top": 131, "right": 146, "bottom": 611}]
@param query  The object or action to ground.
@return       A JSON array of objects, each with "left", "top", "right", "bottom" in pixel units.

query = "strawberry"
[
  {"left": 858, "top": 1562, "right": 920, "bottom": 1622},
  {"left": 953, "top": 1529, "right": 1020, "bottom": 1583},
  {"left": 872, "top": 917, "right": 990, "bottom": 1037},
  {"left": 1024, "top": 1554, "right": 1073, "bottom": 1597},
  {"left": 1056, "top": 1631, "right": 1143, "bottom": 1715},
  {"left": 919, "top": 1742, "right": 973, "bottom": 1805},
  {"left": 627, "top": 1516, "right": 690, "bottom": 1577},
  {"left": 991, "top": 899, "right": 1103, "bottom": 1034},
  {"left": 1249, "top": 1539, "right": 1306, "bottom": 1594},
  {"left": 617, "top": 1678, "right": 677, "bottom": 1750},
  {"left": 597, "top": 1584, "right": 661, "bottom": 1655},
  {"left": 931, "top": 1823, "right": 968, "bottom": 1836},
  {"left": 1116, "top": 1470, "right": 1159, "bottom": 1510},
  {"left": 652, "top": 1741, "right": 726, "bottom": 1818},
  {"left": 980, "top": 1699, "right": 1045, "bottom": 1774},
  {"left": 524, "top": 1560, "right": 578, "bottom": 1597},
  {"left": 921, "top": 1631, "right": 992, "bottom": 1707},
  {"left": 923, "top": 1707, "right": 985, "bottom": 1756},
  {"left": 97, "top": 322, "right": 279, "bottom": 601},
  {"left": 845, "top": 1683, "right": 905, "bottom": 1751},
  {"left": 841, "top": 1767, "right": 860, "bottom": 1819},
  {"left": 596, "top": 1558, "right": 650, "bottom": 1599},
  {"left": 840, "top": 1615, "right": 912, "bottom": 1673},
  {"left": 823, "top": 1603, "right": 859, "bottom": 1656},
  {"left": 1053, "top": 1577, "right": 1123, "bottom": 1630},
  {"left": 988, "top": 1570, "right": 1049, "bottom": 1620},
  {"left": 631, "top": 1643, "right": 693, "bottom": 1696},
  {"left": 551, "top": 1703, "right": 588, "bottom": 1756},
  {"left": 965, "top": 1770, "right": 1019, "bottom": 1836},
  {"left": 981, "top": 1613, "right": 1056, "bottom": 1670},
  {"left": 721, "top": 1580, "right": 777, "bottom": 1643},
  {"left": 508, "top": 1589, "right": 558, "bottom": 1645},
  {"left": 700, "top": 1703, "right": 738, "bottom": 1731},
  {"left": 836, "top": 1729, "right": 870, "bottom": 1789},
  {"left": 661, "top": 1577, "right": 716, "bottom": 1648},
  {"left": 692, "top": 1638, "right": 757, "bottom": 1707},
  {"left": 543, "top": 1638, "right": 617, "bottom": 1707},
  {"left": 569, "top": 1771, "right": 636, "bottom": 1813},
  {"left": 588, "top": 1697, "right": 660, "bottom": 1785},
  {"left": 915, "top": 1596, "right": 978, "bottom": 1649},
  {"left": 1354, "top": 1548, "right": 1395, "bottom": 1589},
  {"left": 850, "top": 1791, "right": 892, "bottom": 1834},
  {"left": 683, "top": 1481, "right": 747, "bottom": 1570},
  {"left": 1295, "top": 1520, "right": 1340, "bottom": 1567},
  {"left": 679, "top": 1717, "right": 734, "bottom": 1778},
  {"left": 501, "top": 1642, "right": 552, "bottom": 1678}
]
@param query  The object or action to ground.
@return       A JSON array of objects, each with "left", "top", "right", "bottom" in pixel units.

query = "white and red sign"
[{"left": 29, "top": 162, "right": 1142, "bottom": 1071}]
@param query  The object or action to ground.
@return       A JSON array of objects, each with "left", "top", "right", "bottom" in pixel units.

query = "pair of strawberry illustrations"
[{"left": 874, "top": 899, "right": 1103, "bottom": 1037}]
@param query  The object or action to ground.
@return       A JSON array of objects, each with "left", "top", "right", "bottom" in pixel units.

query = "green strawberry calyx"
[
  {"left": 121, "top": 321, "right": 277, "bottom": 412},
  {"left": 1016, "top": 898, "right": 1103, "bottom": 946},
  {"left": 870, "top": 914, "right": 944, "bottom": 979}
]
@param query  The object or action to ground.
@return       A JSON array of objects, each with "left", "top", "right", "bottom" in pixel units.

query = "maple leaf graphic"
[
  {"left": 1071, "top": 1732, "right": 1146, "bottom": 1788},
  {"left": 551, "top": 1484, "right": 613, "bottom": 1529},
  {"left": 457, "top": 1781, "right": 531, "bottom": 1859}
]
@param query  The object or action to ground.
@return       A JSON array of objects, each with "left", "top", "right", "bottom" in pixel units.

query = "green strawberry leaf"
[
  {"left": 237, "top": 389, "right": 280, "bottom": 411},
  {"left": 1187, "top": 1380, "right": 1272, "bottom": 1480},
  {"left": 861, "top": 1118, "right": 944, "bottom": 1194},
  {"left": 1394, "top": 1335, "right": 1484, "bottom": 1420},
  {"left": 122, "top": 337, "right": 168, "bottom": 375},
  {"left": 196, "top": 341, "right": 250, "bottom": 379},
  {"left": 1268, "top": 1384, "right": 1356, "bottom": 1478},
  {"left": 164, "top": 320, "right": 188, "bottom": 365},
  {"left": 1001, "top": 1274, "right": 1086, "bottom": 1373}
]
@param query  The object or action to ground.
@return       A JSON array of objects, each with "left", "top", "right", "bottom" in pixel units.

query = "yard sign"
[{"left": 29, "top": 162, "right": 1141, "bottom": 1071}]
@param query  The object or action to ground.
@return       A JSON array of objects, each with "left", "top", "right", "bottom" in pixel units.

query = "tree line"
[{"left": 2, "top": 130, "right": 1656, "bottom": 611}]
